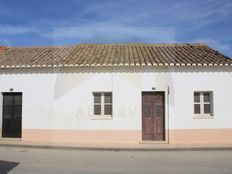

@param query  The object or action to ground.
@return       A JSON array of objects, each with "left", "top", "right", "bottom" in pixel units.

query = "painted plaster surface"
[{"left": 0, "top": 67, "right": 231, "bottom": 144}]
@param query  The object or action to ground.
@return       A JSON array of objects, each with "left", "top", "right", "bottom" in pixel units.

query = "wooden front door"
[
  {"left": 142, "top": 92, "right": 165, "bottom": 141},
  {"left": 2, "top": 93, "right": 22, "bottom": 138}
]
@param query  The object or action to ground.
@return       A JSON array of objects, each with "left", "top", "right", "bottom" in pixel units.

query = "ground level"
[
  {"left": 1, "top": 67, "right": 232, "bottom": 145},
  {"left": 0, "top": 147, "right": 232, "bottom": 174}
]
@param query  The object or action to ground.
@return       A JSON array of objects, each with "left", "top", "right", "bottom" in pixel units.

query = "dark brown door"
[
  {"left": 142, "top": 92, "right": 165, "bottom": 141},
  {"left": 2, "top": 93, "right": 22, "bottom": 138}
]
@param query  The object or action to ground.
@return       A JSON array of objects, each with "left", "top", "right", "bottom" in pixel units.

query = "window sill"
[
  {"left": 193, "top": 115, "right": 214, "bottom": 119},
  {"left": 91, "top": 116, "right": 113, "bottom": 120}
]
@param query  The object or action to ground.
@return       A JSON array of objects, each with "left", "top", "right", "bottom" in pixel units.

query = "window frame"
[
  {"left": 193, "top": 91, "right": 214, "bottom": 118},
  {"left": 92, "top": 92, "right": 112, "bottom": 119}
]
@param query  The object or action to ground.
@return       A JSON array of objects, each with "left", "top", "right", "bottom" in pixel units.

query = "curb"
[{"left": 0, "top": 143, "right": 232, "bottom": 151}]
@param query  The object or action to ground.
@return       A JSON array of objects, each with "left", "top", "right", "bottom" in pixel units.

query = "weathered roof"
[
  {"left": 0, "top": 46, "right": 6, "bottom": 54},
  {"left": 0, "top": 43, "right": 231, "bottom": 69}
]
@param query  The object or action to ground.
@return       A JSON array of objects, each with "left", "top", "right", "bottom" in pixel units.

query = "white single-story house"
[{"left": 0, "top": 43, "right": 232, "bottom": 144}]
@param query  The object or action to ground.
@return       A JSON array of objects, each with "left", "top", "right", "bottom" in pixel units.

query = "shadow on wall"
[{"left": 0, "top": 160, "right": 19, "bottom": 174}]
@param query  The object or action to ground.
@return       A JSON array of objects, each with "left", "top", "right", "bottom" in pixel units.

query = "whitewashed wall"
[
  {"left": 0, "top": 67, "right": 231, "bottom": 132},
  {"left": 0, "top": 93, "right": 2, "bottom": 130},
  {"left": 171, "top": 68, "right": 232, "bottom": 129}
]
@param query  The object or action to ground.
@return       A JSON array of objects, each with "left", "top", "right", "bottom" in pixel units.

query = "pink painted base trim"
[
  {"left": 2, "top": 128, "right": 232, "bottom": 144},
  {"left": 22, "top": 129, "right": 141, "bottom": 144},
  {"left": 169, "top": 129, "right": 232, "bottom": 144}
]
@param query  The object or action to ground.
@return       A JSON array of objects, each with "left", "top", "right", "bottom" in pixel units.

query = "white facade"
[{"left": 0, "top": 67, "right": 232, "bottom": 144}]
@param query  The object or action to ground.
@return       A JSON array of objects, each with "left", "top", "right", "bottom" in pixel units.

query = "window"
[
  {"left": 93, "top": 92, "right": 112, "bottom": 117},
  {"left": 194, "top": 92, "right": 213, "bottom": 116}
]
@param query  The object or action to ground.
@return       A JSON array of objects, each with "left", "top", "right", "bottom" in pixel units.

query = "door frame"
[
  {"left": 1, "top": 92, "right": 23, "bottom": 139},
  {"left": 141, "top": 91, "right": 166, "bottom": 141}
]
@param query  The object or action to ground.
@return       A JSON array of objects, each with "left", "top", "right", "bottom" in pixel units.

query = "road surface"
[{"left": 0, "top": 146, "right": 232, "bottom": 174}]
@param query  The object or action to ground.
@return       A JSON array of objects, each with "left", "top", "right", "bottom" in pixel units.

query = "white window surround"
[
  {"left": 92, "top": 92, "right": 112, "bottom": 120},
  {"left": 193, "top": 91, "right": 214, "bottom": 119}
]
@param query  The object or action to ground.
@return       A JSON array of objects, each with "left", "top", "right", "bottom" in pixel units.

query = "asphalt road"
[{"left": 0, "top": 147, "right": 232, "bottom": 174}]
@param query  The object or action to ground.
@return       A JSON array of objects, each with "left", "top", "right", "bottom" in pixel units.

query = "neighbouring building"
[{"left": 0, "top": 43, "right": 232, "bottom": 144}]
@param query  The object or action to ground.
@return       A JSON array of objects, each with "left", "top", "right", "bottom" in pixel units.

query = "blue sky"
[{"left": 0, "top": 0, "right": 232, "bottom": 57}]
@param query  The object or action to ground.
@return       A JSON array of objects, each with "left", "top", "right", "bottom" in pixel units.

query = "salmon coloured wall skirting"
[{"left": 168, "top": 129, "right": 232, "bottom": 144}]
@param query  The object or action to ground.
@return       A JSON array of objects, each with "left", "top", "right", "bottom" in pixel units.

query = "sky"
[{"left": 0, "top": 0, "right": 232, "bottom": 57}]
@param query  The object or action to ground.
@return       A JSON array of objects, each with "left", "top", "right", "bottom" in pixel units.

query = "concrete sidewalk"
[{"left": 0, "top": 139, "right": 232, "bottom": 151}]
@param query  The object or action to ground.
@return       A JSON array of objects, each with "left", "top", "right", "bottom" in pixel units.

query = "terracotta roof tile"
[
  {"left": 0, "top": 43, "right": 231, "bottom": 69},
  {"left": 0, "top": 46, "right": 7, "bottom": 54}
]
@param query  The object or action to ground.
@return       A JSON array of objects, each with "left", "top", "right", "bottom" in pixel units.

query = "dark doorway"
[
  {"left": 2, "top": 93, "right": 22, "bottom": 138},
  {"left": 142, "top": 92, "right": 165, "bottom": 141}
]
